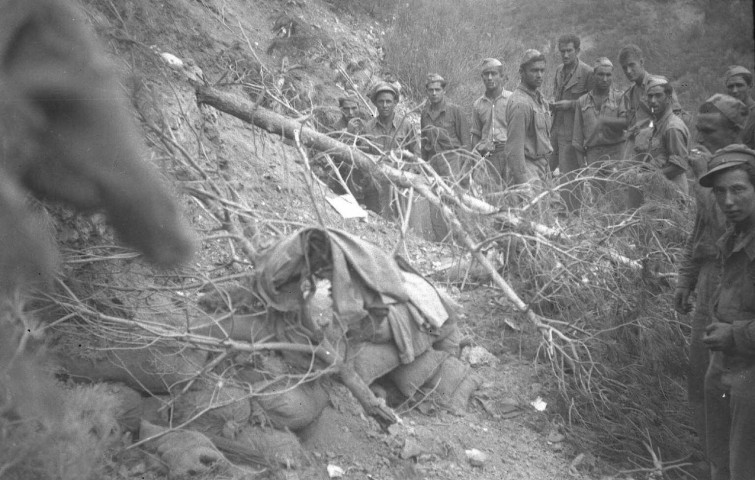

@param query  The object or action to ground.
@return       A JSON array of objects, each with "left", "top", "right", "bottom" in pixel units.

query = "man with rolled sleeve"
[
  {"left": 503, "top": 49, "right": 552, "bottom": 189},
  {"left": 724, "top": 66, "right": 755, "bottom": 149},
  {"left": 645, "top": 76, "right": 690, "bottom": 195},
  {"left": 550, "top": 34, "right": 594, "bottom": 211},
  {"left": 571, "top": 57, "right": 626, "bottom": 191},
  {"left": 697, "top": 144, "right": 755, "bottom": 480},
  {"left": 471, "top": 58, "right": 512, "bottom": 185}
]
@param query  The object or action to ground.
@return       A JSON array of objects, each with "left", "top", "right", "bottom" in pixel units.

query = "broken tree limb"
[{"left": 195, "top": 85, "right": 568, "bottom": 241}]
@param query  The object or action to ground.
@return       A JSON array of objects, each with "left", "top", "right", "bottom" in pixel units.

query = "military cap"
[
  {"left": 725, "top": 65, "right": 753, "bottom": 86},
  {"left": 370, "top": 82, "right": 399, "bottom": 103},
  {"left": 700, "top": 93, "right": 749, "bottom": 128},
  {"left": 481, "top": 58, "right": 503, "bottom": 72},
  {"left": 593, "top": 57, "right": 613, "bottom": 70},
  {"left": 699, "top": 144, "right": 755, "bottom": 187},
  {"left": 520, "top": 49, "right": 545, "bottom": 68},
  {"left": 425, "top": 73, "right": 446, "bottom": 88},
  {"left": 644, "top": 75, "right": 669, "bottom": 94},
  {"left": 338, "top": 93, "right": 359, "bottom": 107}
]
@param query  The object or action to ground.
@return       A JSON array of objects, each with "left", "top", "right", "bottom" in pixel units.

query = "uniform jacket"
[
  {"left": 503, "top": 83, "right": 553, "bottom": 184},
  {"left": 364, "top": 113, "right": 419, "bottom": 157},
  {"left": 420, "top": 98, "right": 470, "bottom": 160},
  {"left": 713, "top": 225, "right": 755, "bottom": 364},
  {"left": 647, "top": 106, "right": 690, "bottom": 194},
  {"left": 571, "top": 88, "right": 626, "bottom": 152},
  {"left": 552, "top": 60, "right": 593, "bottom": 138}
]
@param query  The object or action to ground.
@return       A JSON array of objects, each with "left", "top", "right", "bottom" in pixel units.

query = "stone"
[{"left": 465, "top": 448, "right": 487, "bottom": 467}]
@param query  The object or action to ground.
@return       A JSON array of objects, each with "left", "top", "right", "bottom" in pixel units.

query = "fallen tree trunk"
[{"left": 195, "top": 85, "right": 567, "bottom": 241}]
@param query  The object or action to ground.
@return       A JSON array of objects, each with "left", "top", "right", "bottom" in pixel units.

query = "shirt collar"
[
  {"left": 376, "top": 113, "right": 399, "bottom": 130},
  {"left": 517, "top": 83, "right": 542, "bottom": 102},
  {"left": 423, "top": 98, "right": 447, "bottom": 115},
  {"left": 718, "top": 224, "right": 755, "bottom": 261}
]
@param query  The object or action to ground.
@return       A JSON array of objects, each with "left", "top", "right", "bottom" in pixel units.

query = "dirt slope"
[{"left": 64, "top": 1, "right": 673, "bottom": 479}]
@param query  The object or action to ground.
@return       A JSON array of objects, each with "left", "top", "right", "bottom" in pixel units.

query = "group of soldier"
[{"left": 326, "top": 33, "right": 755, "bottom": 480}]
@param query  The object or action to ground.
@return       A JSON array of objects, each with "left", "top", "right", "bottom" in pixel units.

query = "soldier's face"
[
  {"left": 594, "top": 66, "right": 612, "bottom": 90},
  {"left": 696, "top": 113, "right": 739, "bottom": 153},
  {"left": 522, "top": 61, "right": 546, "bottom": 89},
  {"left": 646, "top": 85, "right": 669, "bottom": 116},
  {"left": 375, "top": 92, "right": 396, "bottom": 118},
  {"left": 481, "top": 69, "right": 502, "bottom": 91},
  {"left": 712, "top": 168, "right": 755, "bottom": 226},
  {"left": 726, "top": 76, "right": 751, "bottom": 104},
  {"left": 340, "top": 102, "right": 358, "bottom": 121},
  {"left": 559, "top": 42, "right": 578, "bottom": 67},
  {"left": 426, "top": 82, "right": 445, "bottom": 105},
  {"left": 621, "top": 56, "right": 645, "bottom": 83}
]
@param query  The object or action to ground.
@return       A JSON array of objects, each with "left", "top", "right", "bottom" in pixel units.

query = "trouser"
[
  {"left": 424, "top": 150, "right": 466, "bottom": 242},
  {"left": 585, "top": 143, "right": 624, "bottom": 195},
  {"left": 552, "top": 135, "right": 581, "bottom": 212},
  {"left": 704, "top": 351, "right": 755, "bottom": 480},
  {"left": 690, "top": 262, "right": 720, "bottom": 448}
]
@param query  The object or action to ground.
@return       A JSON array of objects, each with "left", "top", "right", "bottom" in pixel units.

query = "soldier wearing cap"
[
  {"left": 724, "top": 66, "right": 755, "bottom": 149},
  {"left": 645, "top": 76, "right": 690, "bottom": 194},
  {"left": 696, "top": 144, "right": 755, "bottom": 480},
  {"left": 618, "top": 44, "right": 687, "bottom": 159},
  {"left": 550, "top": 34, "right": 594, "bottom": 212},
  {"left": 571, "top": 57, "right": 627, "bottom": 191},
  {"left": 420, "top": 73, "right": 470, "bottom": 176},
  {"left": 674, "top": 94, "right": 749, "bottom": 462},
  {"left": 503, "top": 49, "right": 552, "bottom": 187},
  {"left": 332, "top": 93, "right": 364, "bottom": 136},
  {"left": 471, "top": 58, "right": 513, "bottom": 184},
  {"left": 362, "top": 82, "right": 419, "bottom": 216}
]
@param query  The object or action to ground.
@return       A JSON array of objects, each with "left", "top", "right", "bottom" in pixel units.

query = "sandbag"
[
  {"left": 350, "top": 342, "right": 402, "bottom": 385},
  {"left": 425, "top": 356, "right": 482, "bottom": 414},
  {"left": 173, "top": 383, "right": 251, "bottom": 437},
  {"left": 388, "top": 349, "right": 450, "bottom": 398},
  {"left": 236, "top": 424, "right": 307, "bottom": 469},
  {"left": 251, "top": 380, "right": 328, "bottom": 431},
  {"left": 57, "top": 345, "right": 208, "bottom": 394},
  {"left": 140, "top": 420, "right": 227, "bottom": 479}
]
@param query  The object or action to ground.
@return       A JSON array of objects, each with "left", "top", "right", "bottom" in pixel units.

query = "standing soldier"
[
  {"left": 363, "top": 82, "right": 419, "bottom": 216},
  {"left": 421, "top": 73, "right": 470, "bottom": 178},
  {"left": 618, "top": 44, "right": 686, "bottom": 159},
  {"left": 724, "top": 66, "right": 755, "bottom": 149},
  {"left": 571, "top": 57, "right": 626, "bottom": 191},
  {"left": 503, "top": 49, "right": 552, "bottom": 190},
  {"left": 420, "top": 73, "right": 470, "bottom": 241},
  {"left": 645, "top": 77, "right": 690, "bottom": 195},
  {"left": 550, "top": 34, "right": 594, "bottom": 212},
  {"left": 674, "top": 94, "right": 749, "bottom": 468},
  {"left": 697, "top": 144, "right": 755, "bottom": 480},
  {"left": 471, "top": 58, "right": 513, "bottom": 186}
]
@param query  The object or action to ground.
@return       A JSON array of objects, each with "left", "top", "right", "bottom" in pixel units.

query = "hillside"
[{"left": 2, "top": 0, "right": 753, "bottom": 479}]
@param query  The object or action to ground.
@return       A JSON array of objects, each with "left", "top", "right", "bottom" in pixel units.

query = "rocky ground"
[{"left": 26, "top": 0, "right": 711, "bottom": 479}]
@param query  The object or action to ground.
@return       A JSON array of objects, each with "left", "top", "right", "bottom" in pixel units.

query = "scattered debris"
[
  {"left": 465, "top": 448, "right": 488, "bottom": 467},
  {"left": 327, "top": 464, "right": 345, "bottom": 478},
  {"left": 461, "top": 345, "right": 499, "bottom": 367},
  {"left": 530, "top": 397, "right": 547, "bottom": 412}
]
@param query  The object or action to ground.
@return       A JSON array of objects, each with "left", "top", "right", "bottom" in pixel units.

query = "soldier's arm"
[
  {"left": 571, "top": 104, "right": 585, "bottom": 152},
  {"left": 470, "top": 104, "right": 482, "bottom": 150},
  {"left": 455, "top": 106, "right": 472, "bottom": 151},
  {"left": 662, "top": 127, "right": 689, "bottom": 180}
]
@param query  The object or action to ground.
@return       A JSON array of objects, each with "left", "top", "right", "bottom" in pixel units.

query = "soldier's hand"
[
  {"left": 673, "top": 287, "right": 692, "bottom": 314},
  {"left": 703, "top": 322, "right": 735, "bottom": 352},
  {"left": 347, "top": 118, "right": 365, "bottom": 134}
]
